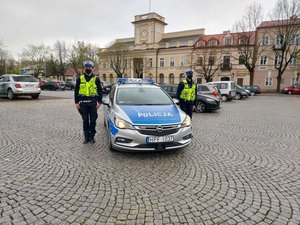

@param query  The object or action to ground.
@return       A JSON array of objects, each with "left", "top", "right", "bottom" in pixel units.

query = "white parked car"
[
  {"left": 206, "top": 81, "right": 236, "bottom": 101},
  {"left": 0, "top": 74, "right": 41, "bottom": 100}
]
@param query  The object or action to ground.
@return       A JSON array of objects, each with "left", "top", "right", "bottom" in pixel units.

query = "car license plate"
[{"left": 146, "top": 136, "right": 174, "bottom": 143}]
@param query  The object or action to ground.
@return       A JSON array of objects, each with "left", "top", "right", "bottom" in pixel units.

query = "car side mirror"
[
  {"left": 172, "top": 98, "right": 179, "bottom": 104},
  {"left": 102, "top": 98, "right": 110, "bottom": 107}
]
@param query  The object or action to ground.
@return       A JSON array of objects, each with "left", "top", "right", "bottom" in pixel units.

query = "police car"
[{"left": 102, "top": 78, "right": 193, "bottom": 151}]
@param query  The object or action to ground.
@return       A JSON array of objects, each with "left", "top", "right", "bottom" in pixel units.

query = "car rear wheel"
[
  {"left": 250, "top": 92, "right": 255, "bottom": 96},
  {"left": 221, "top": 95, "right": 228, "bottom": 101},
  {"left": 7, "top": 89, "right": 16, "bottom": 100},
  {"left": 31, "top": 94, "right": 40, "bottom": 99},
  {"left": 235, "top": 93, "right": 241, "bottom": 100},
  {"left": 195, "top": 101, "right": 206, "bottom": 113}
]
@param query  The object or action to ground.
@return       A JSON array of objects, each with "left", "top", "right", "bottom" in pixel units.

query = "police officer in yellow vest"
[
  {"left": 176, "top": 69, "right": 197, "bottom": 119},
  {"left": 75, "top": 60, "right": 103, "bottom": 144}
]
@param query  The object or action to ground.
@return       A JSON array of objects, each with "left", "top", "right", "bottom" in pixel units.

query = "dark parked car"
[
  {"left": 235, "top": 85, "right": 250, "bottom": 100},
  {"left": 159, "top": 84, "right": 220, "bottom": 113},
  {"left": 281, "top": 83, "right": 300, "bottom": 94},
  {"left": 243, "top": 85, "right": 261, "bottom": 96},
  {"left": 40, "top": 81, "right": 66, "bottom": 91},
  {"left": 101, "top": 81, "right": 113, "bottom": 94},
  {"left": 65, "top": 81, "right": 76, "bottom": 90},
  {"left": 159, "top": 84, "right": 178, "bottom": 98}
]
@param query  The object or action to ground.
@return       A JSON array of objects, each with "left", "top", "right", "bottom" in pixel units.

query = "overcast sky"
[{"left": 0, "top": 0, "right": 278, "bottom": 58}]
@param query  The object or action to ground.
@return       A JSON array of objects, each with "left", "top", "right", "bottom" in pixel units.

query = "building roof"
[{"left": 257, "top": 18, "right": 300, "bottom": 28}]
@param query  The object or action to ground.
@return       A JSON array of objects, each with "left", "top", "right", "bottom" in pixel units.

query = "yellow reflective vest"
[
  {"left": 180, "top": 79, "right": 196, "bottom": 101},
  {"left": 79, "top": 75, "right": 98, "bottom": 97}
]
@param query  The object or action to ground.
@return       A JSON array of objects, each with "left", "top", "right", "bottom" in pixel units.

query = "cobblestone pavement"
[{"left": 0, "top": 94, "right": 300, "bottom": 225}]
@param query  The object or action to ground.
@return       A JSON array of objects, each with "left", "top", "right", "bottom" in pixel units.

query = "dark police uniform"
[
  {"left": 176, "top": 79, "right": 197, "bottom": 119},
  {"left": 74, "top": 73, "right": 102, "bottom": 142}
]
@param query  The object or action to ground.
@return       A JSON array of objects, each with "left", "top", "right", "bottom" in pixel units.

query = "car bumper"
[
  {"left": 109, "top": 125, "right": 193, "bottom": 151},
  {"left": 206, "top": 101, "right": 220, "bottom": 111},
  {"left": 14, "top": 88, "right": 41, "bottom": 95}
]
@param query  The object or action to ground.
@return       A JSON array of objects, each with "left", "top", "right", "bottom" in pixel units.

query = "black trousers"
[
  {"left": 180, "top": 101, "right": 194, "bottom": 119},
  {"left": 79, "top": 101, "right": 98, "bottom": 140}
]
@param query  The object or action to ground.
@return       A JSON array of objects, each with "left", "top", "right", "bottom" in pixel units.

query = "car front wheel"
[
  {"left": 221, "top": 95, "right": 228, "bottom": 101},
  {"left": 288, "top": 91, "right": 292, "bottom": 94},
  {"left": 235, "top": 93, "right": 241, "bottom": 100},
  {"left": 195, "top": 101, "right": 206, "bottom": 113},
  {"left": 7, "top": 89, "right": 16, "bottom": 100}
]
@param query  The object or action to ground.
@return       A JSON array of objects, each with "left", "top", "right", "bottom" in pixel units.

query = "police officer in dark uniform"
[
  {"left": 75, "top": 60, "right": 103, "bottom": 144},
  {"left": 176, "top": 69, "right": 197, "bottom": 119}
]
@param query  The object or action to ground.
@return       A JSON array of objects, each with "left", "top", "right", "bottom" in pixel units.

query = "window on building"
[
  {"left": 260, "top": 56, "right": 267, "bottom": 65},
  {"left": 292, "top": 34, "right": 300, "bottom": 44},
  {"left": 149, "top": 58, "right": 153, "bottom": 67},
  {"left": 196, "top": 77, "right": 202, "bottom": 84},
  {"left": 180, "top": 56, "right": 185, "bottom": 67},
  {"left": 239, "top": 36, "right": 248, "bottom": 45},
  {"left": 208, "top": 40, "right": 218, "bottom": 47},
  {"left": 224, "top": 37, "right": 232, "bottom": 46},
  {"left": 276, "top": 35, "right": 284, "bottom": 46},
  {"left": 265, "top": 76, "right": 272, "bottom": 86},
  {"left": 124, "top": 59, "right": 127, "bottom": 68},
  {"left": 179, "top": 73, "right": 185, "bottom": 81},
  {"left": 237, "top": 78, "right": 244, "bottom": 86},
  {"left": 103, "top": 74, "right": 106, "bottom": 81},
  {"left": 159, "top": 73, "right": 164, "bottom": 83},
  {"left": 196, "top": 57, "right": 203, "bottom": 66},
  {"left": 103, "top": 62, "right": 106, "bottom": 69},
  {"left": 275, "top": 55, "right": 282, "bottom": 65},
  {"left": 289, "top": 57, "right": 297, "bottom": 65},
  {"left": 198, "top": 41, "right": 206, "bottom": 47},
  {"left": 239, "top": 55, "right": 245, "bottom": 64},
  {"left": 160, "top": 58, "right": 164, "bottom": 67},
  {"left": 169, "top": 74, "right": 174, "bottom": 84},
  {"left": 209, "top": 56, "right": 215, "bottom": 65},
  {"left": 109, "top": 74, "right": 114, "bottom": 83},
  {"left": 170, "top": 57, "right": 175, "bottom": 67},
  {"left": 262, "top": 35, "right": 269, "bottom": 46},
  {"left": 291, "top": 73, "right": 299, "bottom": 84}
]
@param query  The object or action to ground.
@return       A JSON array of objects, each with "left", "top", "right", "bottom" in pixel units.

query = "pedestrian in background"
[
  {"left": 74, "top": 60, "right": 103, "bottom": 144},
  {"left": 176, "top": 69, "right": 197, "bottom": 119}
]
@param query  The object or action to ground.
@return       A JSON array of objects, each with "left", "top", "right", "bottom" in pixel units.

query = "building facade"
[{"left": 98, "top": 12, "right": 300, "bottom": 91}]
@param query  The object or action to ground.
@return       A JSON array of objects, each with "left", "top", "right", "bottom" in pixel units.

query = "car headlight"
[
  {"left": 206, "top": 98, "right": 215, "bottom": 102},
  {"left": 181, "top": 115, "right": 192, "bottom": 127},
  {"left": 114, "top": 117, "right": 134, "bottom": 129}
]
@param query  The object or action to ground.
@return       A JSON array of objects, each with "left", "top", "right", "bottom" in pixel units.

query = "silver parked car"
[
  {"left": 0, "top": 74, "right": 41, "bottom": 100},
  {"left": 103, "top": 78, "right": 193, "bottom": 152}
]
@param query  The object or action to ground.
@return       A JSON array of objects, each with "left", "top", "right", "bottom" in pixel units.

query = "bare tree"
[
  {"left": 21, "top": 44, "right": 51, "bottom": 77},
  {"left": 53, "top": 41, "right": 68, "bottom": 80},
  {"left": 233, "top": 2, "right": 266, "bottom": 85},
  {"left": 192, "top": 46, "right": 223, "bottom": 82},
  {"left": 99, "top": 42, "right": 129, "bottom": 78},
  {"left": 269, "top": 0, "right": 300, "bottom": 92},
  {"left": 0, "top": 40, "right": 9, "bottom": 75},
  {"left": 68, "top": 40, "right": 99, "bottom": 75}
]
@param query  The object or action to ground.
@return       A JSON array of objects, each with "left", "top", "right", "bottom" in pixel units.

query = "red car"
[{"left": 282, "top": 83, "right": 300, "bottom": 94}]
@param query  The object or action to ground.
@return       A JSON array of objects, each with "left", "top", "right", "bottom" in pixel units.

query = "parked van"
[{"left": 206, "top": 81, "right": 236, "bottom": 101}]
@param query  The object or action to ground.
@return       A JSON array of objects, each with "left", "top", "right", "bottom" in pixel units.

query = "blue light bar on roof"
[{"left": 117, "top": 78, "right": 155, "bottom": 84}]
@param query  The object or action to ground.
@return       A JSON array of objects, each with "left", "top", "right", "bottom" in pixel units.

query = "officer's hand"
[
  {"left": 75, "top": 103, "right": 80, "bottom": 110},
  {"left": 96, "top": 102, "right": 101, "bottom": 109}
]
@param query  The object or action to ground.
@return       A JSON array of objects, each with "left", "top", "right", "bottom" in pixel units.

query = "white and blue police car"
[{"left": 102, "top": 78, "right": 193, "bottom": 151}]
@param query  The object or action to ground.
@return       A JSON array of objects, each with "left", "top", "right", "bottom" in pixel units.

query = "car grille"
[{"left": 135, "top": 124, "right": 180, "bottom": 136}]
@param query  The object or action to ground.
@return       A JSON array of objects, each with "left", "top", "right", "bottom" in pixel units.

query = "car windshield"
[
  {"left": 12, "top": 76, "right": 37, "bottom": 82},
  {"left": 116, "top": 87, "right": 173, "bottom": 105}
]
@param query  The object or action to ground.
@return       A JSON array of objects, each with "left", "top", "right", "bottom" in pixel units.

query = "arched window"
[
  {"left": 159, "top": 73, "right": 164, "bottom": 84},
  {"left": 169, "top": 74, "right": 175, "bottom": 84},
  {"left": 103, "top": 74, "right": 106, "bottom": 81},
  {"left": 109, "top": 74, "right": 114, "bottom": 83},
  {"left": 180, "top": 73, "right": 185, "bottom": 82}
]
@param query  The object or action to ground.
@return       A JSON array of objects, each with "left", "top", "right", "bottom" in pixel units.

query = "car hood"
[{"left": 117, "top": 104, "right": 183, "bottom": 125}]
